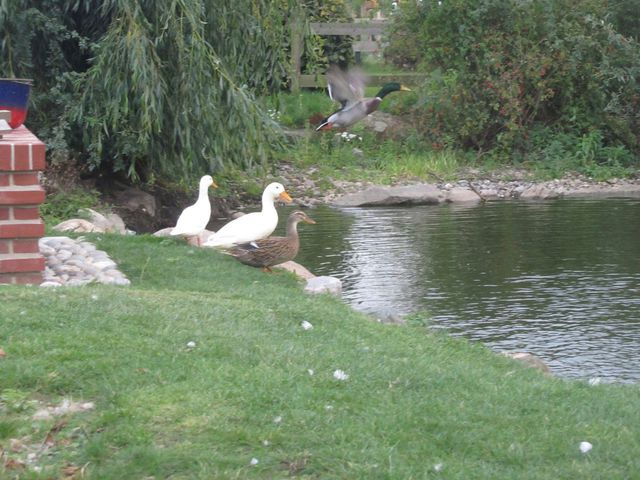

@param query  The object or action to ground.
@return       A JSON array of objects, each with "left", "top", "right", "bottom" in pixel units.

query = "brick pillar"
[{"left": 0, "top": 126, "right": 46, "bottom": 285}]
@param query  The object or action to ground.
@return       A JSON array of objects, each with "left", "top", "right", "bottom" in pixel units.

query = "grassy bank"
[{"left": 1, "top": 234, "right": 639, "bottom": 478}]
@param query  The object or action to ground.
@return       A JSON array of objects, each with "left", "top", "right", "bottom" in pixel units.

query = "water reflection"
[{"left": 282, "top": 198, "right": 640, "bottom": 383}]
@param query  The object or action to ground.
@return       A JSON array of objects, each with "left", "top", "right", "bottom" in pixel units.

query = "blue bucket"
[{"left": 0, "top": 79, "right": 33, "bottom": 128}]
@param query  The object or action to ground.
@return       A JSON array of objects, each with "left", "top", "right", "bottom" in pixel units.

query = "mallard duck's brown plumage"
[{"left": 228, "top": 211, "right": 316, "bottom": 270}]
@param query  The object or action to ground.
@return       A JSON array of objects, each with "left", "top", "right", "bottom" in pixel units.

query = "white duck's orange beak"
[
  {"left": 279, "top": 191, "right": 293, "bottom": 203},
  {"left": 210, "top": 180, "right": 219, "bottom": 188}
]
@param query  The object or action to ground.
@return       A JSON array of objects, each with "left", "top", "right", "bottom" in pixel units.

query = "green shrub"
[
  {"left": 304, "top": 0, "right": 354, "bottom": 69},
  {"left": 388, "top": 0, "right": 640, "bottom": 167},
  {"left": 39, "top": 188, "right": 104, "bottom": 226}
]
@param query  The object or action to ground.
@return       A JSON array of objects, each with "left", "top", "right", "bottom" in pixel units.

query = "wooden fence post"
[{"left": 290, "top": 8, "right": 304, "bottom": 93}]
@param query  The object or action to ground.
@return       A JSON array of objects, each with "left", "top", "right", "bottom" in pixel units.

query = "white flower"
[
  {"left": 307, "top": 369, "right": 315, "bottom": 376},
  {"left": 333, "top": 369, "right": 349, "bottom": 381},
  {"left": 579, "top": 441, "right": 593, "bottom": 454},
  {"left": 301, "top": 320, "right": 313, "bottom": 330},
  {"left": 325, "top": 405, "right": 333, "bottom": 411},
  {"left": 262, "top": 440, "right": 270, "bottom": 446},
  {"left": 91, "top": 294, "right": 99, "bottom": 300},
  {"left": 250, "top": 457, "right": 259, "bottom": 466},
  {"left": 273, "top": 415, "right": 282, "bottom": 424},
  {"left": 434, "top": 463, "right": 444, "bottom": 472},
  {"left": 186, "top": 341, "right": 196, "bottom": 348},
  {"left": 588, "top": 377, "right": 601, "bottom": 386}
]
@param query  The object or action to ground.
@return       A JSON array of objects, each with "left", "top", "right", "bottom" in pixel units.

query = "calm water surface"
[{"left": 282, "top": 198, "right": 640, "bottom": 383}]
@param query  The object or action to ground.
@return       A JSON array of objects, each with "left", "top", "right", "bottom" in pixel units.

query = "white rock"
[
  {"left": 79, "top": 208, "right": 127, "bottom": 233},
  {"left": 80, "top": 402, "right": 95, "bottom": 411},
  {"left": 39, "top": 244, "right": 56, "bottom": 256},
  {"left": 153, "top": 227, "right": 174, "bottom": 237},
  {"left": 445, "top": 187, "right": 482, "bottom": 203},
  {"left": 579, "top": 441, "right": 593, "bottom": 454},
  {"left": 92, "top": 260, "right": 117, "bottom": 270},
  {"left": 373, "top": 121, "right": 387, "bottom": 133},
  {"left": 520, "top": 184, "right": 561, "bottom": 200},
  {"left": 274, "top": 261, "right": 315, "bottom": 280},
  {"left": 53, "top": 218, "right": 104, "bottom": 233},
  {"left": 57, "top": 249, "right": 73, "bottom": 261},
  {"left": 333, "top": 369, "right": 349, "bottom": 381},
  {"left": 32, "top": 409, "right": 52, "bottom": 420},
  {"left": 304, "top": 276, "right": 342, "bottom": 296}
]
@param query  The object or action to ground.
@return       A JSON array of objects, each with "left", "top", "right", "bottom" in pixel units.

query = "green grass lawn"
[{"left": 1, "top": 234, "right": 639, "bottom": 478}]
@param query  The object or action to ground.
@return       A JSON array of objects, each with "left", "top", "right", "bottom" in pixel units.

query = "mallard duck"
[
  {"left": 315, "top": 66, "right": 411, "bottom": 131},
  {"left": 170, "top": 175, "right": 218, "bottom": 246},
  {"left": 227, "top": 210, "right": 316, "bottom": 271},
  {"left": 203, "top": 182, "right": 292, "bottom": 249}
]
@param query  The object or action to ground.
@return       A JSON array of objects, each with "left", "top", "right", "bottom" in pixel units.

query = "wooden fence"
[{"left": 290, "top": 19, "right": 424, "bottom": 92}]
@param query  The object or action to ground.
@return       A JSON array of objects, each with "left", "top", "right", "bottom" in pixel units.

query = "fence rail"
[
  {"left": 309, "top": 22, "right": 387, "bottom": 36},
  {"left": 297, "top": 72, "right": 425, "bottom": 89},
  {"left": 290, "top": 19, "right": 424, "bottom": 91}
]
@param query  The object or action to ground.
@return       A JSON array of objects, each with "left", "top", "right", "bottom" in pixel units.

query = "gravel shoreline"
[{"left": 269, "top": 164, "right": 640, "bottom": 207}]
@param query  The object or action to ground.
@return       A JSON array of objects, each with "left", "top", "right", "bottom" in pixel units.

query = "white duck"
[
  {"left": 170, "top": 175, "right": 217, "bottom": 246},
  {"left": 204, "top": 182, "right": 292, "bottom": 249}
]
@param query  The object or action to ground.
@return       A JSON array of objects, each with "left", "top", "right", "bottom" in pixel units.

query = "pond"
[{"left": 280, "top": 197, "right": 640, "bottom": 384}]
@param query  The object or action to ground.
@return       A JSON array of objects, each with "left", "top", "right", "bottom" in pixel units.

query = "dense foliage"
[
  {"left": 388, "top": 0, "right": 640, "bottom": 168},
  {"left": 304, "top": 0, "right": 355, "bottom": 69},
  {"left": 0, "top": 0, "right": 296, "bottom": 181}
]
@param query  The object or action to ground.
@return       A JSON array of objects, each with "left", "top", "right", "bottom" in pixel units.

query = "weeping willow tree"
[{"left": 0, "top": 0, "right": 300, "bottom": 181}]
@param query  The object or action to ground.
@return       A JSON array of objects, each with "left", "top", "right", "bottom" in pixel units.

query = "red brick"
[
  {"left": 13, "top": 207, "right": 40, "bottom": 220},
  {"left": 15, "top": 272, "right": 43, "bottom": 284},
  {"left": 0, "top": 220, "right": 45, "bottom": 238},
  {"left": 0, "top": 207, "right": 9, "bottom": 221},
  {"left": 13, "top": 145, "right": 31, "bottom": 171},
  {"left": 13, "top": 239, "right": 39, "bottom": 254},
  {"left": 13, "top": 173, "right": 39, "bottom": 186},
  {"left": 0, "top": 173, "right": 9, "bottom": 187},
  {"left": 0, "top": 239, "right": 10, "bottom": 254},
  {"left": 0, "top": 187, "right": 45, "bottom": 205},
  {"left": 0, "top": 144, "right": 11, "bottom": 170},
  {"left": 0, "top": 271, "right": 43, "bottom": 285},
  {"left": 32, "top": 143, "right": 46, "bottom": 171},
  {"left": 0, "top": 254, "right": 45, "bottom": 273},
  {"left": 0, "top": 138, "right": 46, "bottom": 172}
]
